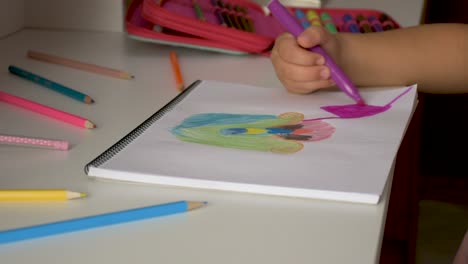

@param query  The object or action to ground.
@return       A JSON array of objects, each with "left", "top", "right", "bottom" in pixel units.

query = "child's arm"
[
  {"left": 338, "top": 23, "right": 468, "bottom": 93},
  {"left": 271, "top": 23, "right": 468, "bottom": 94}
]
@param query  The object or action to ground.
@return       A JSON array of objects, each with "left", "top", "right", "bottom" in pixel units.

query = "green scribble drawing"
[{"left": 171, "top": 112, "right": 335, "bottom": 154}]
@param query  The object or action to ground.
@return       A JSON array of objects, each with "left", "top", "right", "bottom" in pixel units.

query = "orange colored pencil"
[
  {"left": 27, "top": 50, "right": 134, "bottom": 80},
  {"left": 169, "top": 51, "right": 185, "bottom": 92}
]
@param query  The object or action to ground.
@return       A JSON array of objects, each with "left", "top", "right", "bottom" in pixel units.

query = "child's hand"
[{"left": 271, "top": 26, "right": 339, "bottom": 94}]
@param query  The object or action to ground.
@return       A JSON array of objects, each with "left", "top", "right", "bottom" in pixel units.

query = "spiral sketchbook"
[{"left": 85, "top": 80, "right": 417, "bottom": 204}]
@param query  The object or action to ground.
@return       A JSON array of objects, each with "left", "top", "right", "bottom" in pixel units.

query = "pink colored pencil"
[
  {"left": 0, "top": 91, "right": 96, "bottom": 129},
  {"left": 27, "top": 50, "right": 134, "bottom": 80},
  {"left": 0, "top": 134, "right": 69, "bottom": 151}
]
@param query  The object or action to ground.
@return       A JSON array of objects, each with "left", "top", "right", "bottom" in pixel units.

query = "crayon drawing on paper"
[
  {"left": 170, "top": 85, "right": 414, "bottom": 154},
  {"left": 171, "top": 112, "right": 335, "bottom": 154}
]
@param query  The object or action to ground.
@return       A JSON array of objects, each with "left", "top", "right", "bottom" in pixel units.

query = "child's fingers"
[
  {"left": 281, "top": 79, "right": 336, "bottom": 94},
  {"left": 297, "top": 26, "right": 330, "bottom": 49},
  {"left": 272, "top": 33, "right": 324, "bottom": 66},
  {"left": 274, "top": 62, "right": 334, "bottom": 93},
  {"left": 273, "top": 60, "right": 330, "bottom": 82},
  {"left": 271, "top": 29, "right": 336, "bottom": 94}
]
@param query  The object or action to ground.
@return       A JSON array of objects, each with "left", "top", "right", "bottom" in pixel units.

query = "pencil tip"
[
  {"left": 85, "top": 97, "right": 95, "bottom": 104},
  {"left": 85, "top": 121, "right": 97, "bottom": 129},
  {"left": 69, "top": 191, "right": 88, "bottom": 200},
  {"left": 188, "top": 201, "right": 208, "bottom": 210}
]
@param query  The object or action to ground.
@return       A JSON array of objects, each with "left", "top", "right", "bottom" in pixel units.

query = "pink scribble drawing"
[{"left": 305, "top": 86, "right": 414, "bottom": 122}]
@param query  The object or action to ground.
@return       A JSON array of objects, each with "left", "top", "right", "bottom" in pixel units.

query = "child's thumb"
[{"left": 297, "top": 26, "right": 327, "bottom": 49}]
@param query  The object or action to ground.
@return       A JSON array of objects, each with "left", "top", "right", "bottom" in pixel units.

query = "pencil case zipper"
[{"left": 141, "top": 0, "right": 274, "bottom": 53}]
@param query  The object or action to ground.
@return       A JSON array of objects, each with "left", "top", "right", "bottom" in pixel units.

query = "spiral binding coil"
[{"left": 84, "top": 80, "right": 202, "bottom": 173}]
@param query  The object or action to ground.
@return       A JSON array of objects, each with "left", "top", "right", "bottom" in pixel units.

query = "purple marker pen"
[{"left": 267, "top": 0, "right": 365, "bottom": 105}]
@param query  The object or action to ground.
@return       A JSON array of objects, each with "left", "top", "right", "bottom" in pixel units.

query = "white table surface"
[{"left": 0, "top": 1, "right": 423, "bottom": 262}]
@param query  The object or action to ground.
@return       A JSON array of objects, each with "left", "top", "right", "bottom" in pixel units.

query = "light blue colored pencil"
[
  {"left": 0, "top": 200, "right": 206, "bottom": 244},
  {"left": 8, "top": 65, "right": 94, "bottom": 104}
]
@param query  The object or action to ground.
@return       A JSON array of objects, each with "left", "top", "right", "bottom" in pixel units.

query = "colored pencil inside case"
[{"left": 125, "top": 0, "right": 400, "bottom": 55}]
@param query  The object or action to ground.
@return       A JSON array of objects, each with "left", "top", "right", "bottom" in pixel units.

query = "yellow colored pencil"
[{"left": 0, "top": 190, "right": 87, "bottom": 201}]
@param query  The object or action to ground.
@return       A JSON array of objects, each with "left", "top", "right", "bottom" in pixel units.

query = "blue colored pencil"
[
  {"left": 0, "top": 200, "right": 206, "bottom": 244},
  {"left": 8, "top": 65, "right": 94, "bottom": 104}
]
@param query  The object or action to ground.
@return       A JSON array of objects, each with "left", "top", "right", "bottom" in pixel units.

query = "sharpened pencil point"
[
  {"left": 120, "top": 73, "right": 134, "bottom": 80},
  {"left": 85, "top": 96, "right": 95, "bottom": 104},
  {"left": 187, "top": 201, "right": 207, "bottom": 210},
  {"left": 67, "top": 191, "right": 88, "bottom": 200},
  {"left": 85, "top": 121, "right": 96, "bottom": 129}
]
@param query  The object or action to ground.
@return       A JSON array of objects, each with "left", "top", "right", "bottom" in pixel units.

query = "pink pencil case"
[{"left": 125, "top": 0, "right": 401, "bottom": 55}]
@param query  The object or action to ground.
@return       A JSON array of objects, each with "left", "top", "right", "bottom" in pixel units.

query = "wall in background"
[
  {"left": 24, "top": 0, "right": 124, "bottom": 32},
  {"left": 0, "top": 0, "right": 24, "bottom": 38},
  {"left": 1, "top": 0, "right": 124, "bottom": 38}
]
